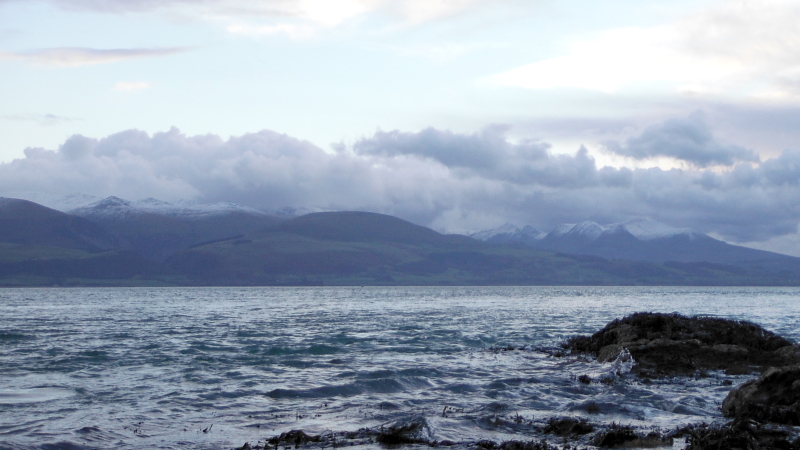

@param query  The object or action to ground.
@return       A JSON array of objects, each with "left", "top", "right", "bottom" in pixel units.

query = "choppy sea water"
[{"left": 1, "top": 286, "right": 799, "bottom": 450}]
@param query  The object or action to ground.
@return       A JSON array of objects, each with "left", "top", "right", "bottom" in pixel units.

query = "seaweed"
[
  {"left": 592, "top": 423, "right": 671, "bottom": 448},
  {"left": 681, "top": 419, "right": 800, "bottom": 450},
  {"left": 543, "top": 417, "right": 594, "bottom": 437}
]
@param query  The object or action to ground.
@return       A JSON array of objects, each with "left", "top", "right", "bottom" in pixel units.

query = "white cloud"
[
  {"left": 226, "top": 23, "right": 316, "bottom": 39},
  {"left": 387, "top": 41, "right": 507, "bottom": 62},
  {"left": 386, "top": 0, "right": 483, "bottom": 24},
  {"left": 0, "top": 47, "right": 188, "bottom": 67},
  {"left": 292, "top": 0, "right": 380, "bottom": 27},
  {"left": 489, "top": 0, "right": 800, "bottom": 100},
  {"left": 1, "top": 113, "right": 78, "bottom": 125},
  {"left": 489, "top": 26, "right": 737, "bottom": 93},
  {"left": 16, "top": 0, "right": 490, "bottom": 24},
  {"left": 114, "top": 81, "right": 151, "bottom": 91}
]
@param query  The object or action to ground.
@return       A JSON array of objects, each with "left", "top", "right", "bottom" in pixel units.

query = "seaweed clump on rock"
[
  {"left": 475, "top": 439, "right": 558, "bottom": 450},
  {"left": 543, "top": 417, "right": 593, "bottom": 437},
  {"left": 722, "top": 364, "right": 800, "bottom": 425},
  {"left": 682, "top": 419, "right": 800, "bottom": 450},
  {"left": 266, "top": 430, "right": 321, "bottom": 448},
  {"left": 592, "top": 423, "right": 672, "bottom": 448},
  {"left": 565, "top": 312, "right": 800, "bottom": 377},
  {"left": 375, "top": 415, "right": 435, "bottom": 446}
]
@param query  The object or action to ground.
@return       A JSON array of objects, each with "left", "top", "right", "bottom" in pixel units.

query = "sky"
[{"left": 2, "top": 0, "right": 800, "bottom": 255}]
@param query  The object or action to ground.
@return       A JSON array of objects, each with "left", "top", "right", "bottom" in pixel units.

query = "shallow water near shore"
[{"left": 1, "top": 286, "right": 799, "bottom": 450}]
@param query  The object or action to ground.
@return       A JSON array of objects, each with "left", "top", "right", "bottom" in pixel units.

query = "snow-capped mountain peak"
[
  {"left": 551, "top": 223, "right": 577, "bottom": 236},
  {"left": 472, "top": 217, "right": 706, "bottom": 248},
  {"left": 0, "top": 191, "right": 100, "bottom": 212},
  {"left": 562, "top": 221, "right": 606, "bottom": 240},
  {"left": 136, "top": 197, "right": 172, "bottom": 208},
  {"left": 517, "top": 225, "right": 546, "bottom": 239},
  {"left": 92, "top": 196, "right": 131, "bottom": 209},
  {"left": 469, "top": 223, "right": 546, "bottom": 242},
  {"left": 69, "top": 196, "right": 271, "bottom": 219},
  {"left": 547, "top": 219, "right": 700, "bottom": 242},
  {"left": 470, "top": 223, "right": 521, "bottom": 241},
  {"left": 615, "top": 218, "right": 695, "bottom": 241}
]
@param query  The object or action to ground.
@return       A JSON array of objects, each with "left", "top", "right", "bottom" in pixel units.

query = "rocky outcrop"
[
  {"left": 682, "top": 419, "right": 800, "bottom": 450},
  {"left": 566, "top": 312, "right": 800, "bottom": 377},
  {"left": 722, "top": 364, "right": 800, "bottom": 425}
]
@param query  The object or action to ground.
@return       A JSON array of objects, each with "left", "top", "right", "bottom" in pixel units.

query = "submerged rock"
[
  {"left": 722, "top": 364, "right": 800, "bottom": 425},
  {"left": 566, "top": 312, "right": 800, "bottom": 377}
]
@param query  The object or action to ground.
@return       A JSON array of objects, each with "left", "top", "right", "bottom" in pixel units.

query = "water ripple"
[{"left": 0, "top": 286, "right": 798, "bottom": 449}]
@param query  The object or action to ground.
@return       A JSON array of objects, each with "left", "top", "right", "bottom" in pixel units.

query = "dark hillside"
[
  {"left": 164, "top": 211, "right": 800, "bottom": 286},
  {"left": 0, "top": 247, "right": 163, "bottom": 285},
  {"left": 0, "top": 198, "right": 118, "bottom": 252},
  {"left": 71, "top": 198, "right": 285, "bottom": 260},
  {"left": 268, "top": 211, "right": 474, "bottom": 246}
]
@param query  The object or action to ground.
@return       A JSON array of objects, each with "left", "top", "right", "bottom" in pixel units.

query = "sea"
[{"left": 1, "top": 286, "right": 798, "bottom": 450}]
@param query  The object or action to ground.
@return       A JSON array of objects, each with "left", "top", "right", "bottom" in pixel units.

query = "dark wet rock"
[
  {"left": 375, "top": 415, "right": 433, "bottom": 446},
  {"left": 592, "top": 424, "right": 637, "bottom": 447},
  {"left": 543, "top": 417, "right": 593, "bottom": 437},
  {"left": 578, "top": 374, "right": 592, "bottom": 384},
  {"left": 592, "top": 423, "right": 672, "bottom": 448},
  {"left": 261, "top": 424, "right": 562, "bottom": 450},
  {"left": 566, "top": 312, "right": 800, "bottom": 377},
  {"left": 722, "top": 364, "right": 800, "bottom": 425},
  {"left": 475, "top": 439, "right": 558, "bottom": 450},
  {"left": 476, "top": 439, "right": 498, "bottom": 449},
  {"left": 681, "top": 419, "right": 800, "bottom": 450},
  {"left": 267, "top": 429, "right": 321, "bottom": 447}
]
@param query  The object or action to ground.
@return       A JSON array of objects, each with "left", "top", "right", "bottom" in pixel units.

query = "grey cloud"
[
  {"left": 0, "top": 47, "right": 189, "bottom": 67},
  {"left": 353, "top": 126, "right": 603, "bottom": 188},
  {"left": 354, "top": 126, "right": 515, "bottom": 170},
  {"left": 2, "top": 125, "right": 800, "bottom": 250},
  {"left": 606, "top": 114, "right": 759, "bottom": 167},
  {"left": 59, "top": 135, "right": 97, "bottom": 160},
  {"left": 759, "top": 149, "right": 800, "bottom": 186}
]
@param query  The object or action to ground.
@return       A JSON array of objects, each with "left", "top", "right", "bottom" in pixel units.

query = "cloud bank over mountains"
[
  {"left": 1, "top": 120, "right": 798, "bottom": 250},
  {"left": 605, "top": 114, "right": 759, "bottom": 168}
]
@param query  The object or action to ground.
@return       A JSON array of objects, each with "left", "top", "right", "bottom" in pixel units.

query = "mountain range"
[
  {"left": 1, "top": 194, "right": 799, "bottom": 286},
  {"left": 470, "top": 219, "right": 799, "bottom": 267},
  {"left": 68, "top": 196, "right": 284, "bottom": 260}
]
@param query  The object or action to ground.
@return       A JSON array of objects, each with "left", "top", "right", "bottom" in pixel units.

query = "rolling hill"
[
  {"left": 0, "top": 197, "right": 118, "bottom": 252},
  {"left": 69, "top": 196, "right": 286, "bottom": 260},
  {"left": 2, "top": 198, "right": 800, "bottom": 286},
  {"left": 163, "top": 211, "right": 800, "bottom": 286},
  {"left": 0, "top": 198, "right": 165, "bottom": 285}
]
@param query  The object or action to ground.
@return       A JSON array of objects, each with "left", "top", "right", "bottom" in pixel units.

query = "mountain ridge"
[
  {"left": 0, "top": 197, "right": 119, "bottom": 252},
  {"left": 1, "top": 196, "right": 800, "bottom": 286},
  {"left": 470, "top": 219, "right": 796, "bottom": 267}
]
